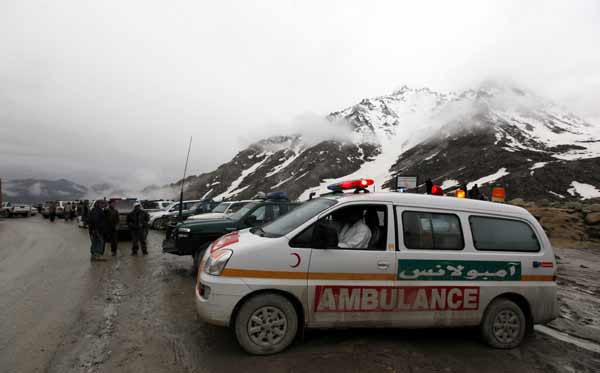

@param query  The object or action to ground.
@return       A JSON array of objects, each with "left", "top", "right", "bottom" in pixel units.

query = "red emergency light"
[
  {"left": 431, "top": 185, "right": 444, "bottom": 196},
  {"left": 327, "top": 178, "right": 374, "bottom": 192}
]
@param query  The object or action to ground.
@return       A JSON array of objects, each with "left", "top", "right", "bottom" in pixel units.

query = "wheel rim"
[
  {"left": 156, "top": 218, "right": 165, "bottom": 229},
  {"left": 492, "top": 309, "right": 521, "bottom": 344},
  {"left": 247, "top": 306, "right": 288, "bottom": 347}
]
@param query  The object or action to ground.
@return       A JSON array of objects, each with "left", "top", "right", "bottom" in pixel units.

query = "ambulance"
[{"left": 193, "top": 179, "right": 558, "bottom": 355}]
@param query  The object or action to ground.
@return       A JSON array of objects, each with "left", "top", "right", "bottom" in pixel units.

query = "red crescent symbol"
[{"left": 290, "top": 253, "right": 301, "bottom": 268}]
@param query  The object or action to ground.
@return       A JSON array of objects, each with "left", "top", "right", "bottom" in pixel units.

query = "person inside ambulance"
[{"left": 336, "top": 206, "right": 372, "bottom": 248}]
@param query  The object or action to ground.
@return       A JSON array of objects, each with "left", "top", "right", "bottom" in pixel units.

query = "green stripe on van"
[{"left": 397, "top": 259, "right": 521, "bottom": 281}]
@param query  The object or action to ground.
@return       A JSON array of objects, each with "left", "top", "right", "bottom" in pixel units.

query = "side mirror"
[
  {"left": 245, "top": 215, "right": 258, "bottom": 227},
  {"left": 312, "top": 221, "right": 338, "bottom": 249}
]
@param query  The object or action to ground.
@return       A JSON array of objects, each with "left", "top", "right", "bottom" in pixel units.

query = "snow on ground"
[
  {"left": 201, "top": 188, "right": 213, "bottom": 199},
  {"left": 299, "top": 88, "right": 460, "bottom": 201},
  {"left": 213, "top": 155, "right": 272, "bottom": 200},
  {"left": 548, "top": 191, "right": 566, "bottom": 199},
  {"left": 270, "top": 176, "right": 294, "bottom": 190},
  {"left": 567, "top": 181, "right": 600, "bottom": 200},
  {"left": 530, "top": 161, "right": 548, "bottom": 170},
  {"left": 467, "top": 167, "right": 509, "bottom": 189},
  {"left": 441, "top": 179, "right": 459, "bottom": 190},
  {"left": 265, "top": 145, "right": 305, "bottom": 178}
]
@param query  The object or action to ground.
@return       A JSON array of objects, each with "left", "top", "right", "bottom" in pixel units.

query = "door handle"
[
  {"left": 225, "top": 227, "right": 236, "bottom": 232},
  {"left": 377, "top": 261, "right": 390, "bottom": 270}
]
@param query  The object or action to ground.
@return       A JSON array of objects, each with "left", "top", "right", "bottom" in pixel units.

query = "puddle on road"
[{"left": 535, "top": 325, "right": 600, "bottom": 354}]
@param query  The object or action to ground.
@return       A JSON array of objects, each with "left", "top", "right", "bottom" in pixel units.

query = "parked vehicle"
[
  {"left": 163, "top": 193, "right": 298, "bottom": 270},
  {"left": 163, "top": 200, "right": 221, "bottom": 237},
  {"left": 149, "top": 200, "right": 203, "bottom": 230},
  {"left": 29, "top": 205, "right": 37, "bottom": 216},
  {"left": 193, "top": 179, "right": 558, "bottom": 355},
  {"left": 188, "top": 201, "right": 252, "bottom": 221},
  {"left": 1, "top": 202, "right": 31, "bottom": 217},
  {"left": 141, "top": 199, "right": 173, "bottom": 212},
  {"left": 110, "top": 198, "right": 141, "bottom": 231},
  {"left": 1, "top": 202, "right": 13, "bottom": 217}
]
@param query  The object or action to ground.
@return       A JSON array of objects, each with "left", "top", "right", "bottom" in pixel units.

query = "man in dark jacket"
[
  {"left": 88, "top": 200, "right": 107, "bottom": 261},
  {"left": 127, "top": 203, "right": 149, "bottom": 255},
  {"left": 105, "top": 200, "right": 120, "bottom": 256}
]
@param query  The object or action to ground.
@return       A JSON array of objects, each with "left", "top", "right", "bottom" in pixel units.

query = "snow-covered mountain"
[{"left": 178, "top": 83, "right": 600, "bottom": 202}]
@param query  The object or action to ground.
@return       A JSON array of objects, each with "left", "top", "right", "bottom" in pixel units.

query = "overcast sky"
[{"left": 1, "top": 0, "right": 599, "bottom": 189}]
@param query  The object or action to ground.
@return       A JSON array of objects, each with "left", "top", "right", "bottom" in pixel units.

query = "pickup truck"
[{"left": 162, "top": 197, "right": 299, "bottom": 270}]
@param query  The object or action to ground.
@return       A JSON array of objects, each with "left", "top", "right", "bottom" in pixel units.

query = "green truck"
[{"left": 162, "top": 195, "right": 299, "bottom": 269}]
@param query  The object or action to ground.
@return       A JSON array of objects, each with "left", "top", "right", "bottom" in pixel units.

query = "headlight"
[
  {"left": 177, "top": 227, "right": 191, "bottom": 238},
  {"left": 204, "top": 249, "right": 233, "bottom": 276}
]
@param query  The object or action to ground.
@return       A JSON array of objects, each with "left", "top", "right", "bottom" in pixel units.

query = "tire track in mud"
[{"left": 48, "top": 258, "right": 127, "bottom": 373}]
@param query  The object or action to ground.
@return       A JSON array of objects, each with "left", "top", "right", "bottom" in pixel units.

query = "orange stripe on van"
[
  {"left": 221, "top": 268, "right": 307, "bottom": 279},
  {"left": 521, "top": 275, "right": 554, "bottom": 281},
  {"left": 221, "top": 268, "right": 395, "bottom": 281}
]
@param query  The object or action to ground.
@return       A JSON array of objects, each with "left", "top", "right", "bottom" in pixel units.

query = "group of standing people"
[
  {"left": 425, "top": 179, "right": 487, "bottom": 200},
  {"left": 86, "top": 200, "right": 150, "bottom": 261},
  {"left": 46, "top": 201, "right": 78, "bottom": 222}
]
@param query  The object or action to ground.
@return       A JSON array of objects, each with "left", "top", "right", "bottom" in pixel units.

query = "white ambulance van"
[{"left": 194, "top": 179, "right": 558, "bottom": 355}]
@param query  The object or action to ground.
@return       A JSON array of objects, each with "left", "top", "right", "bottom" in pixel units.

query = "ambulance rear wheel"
[
  {"left": 234, "top": 293, "right": 298, "bottom": 355},
  {"left": 481, "top": 298, "right": 527, "bottom": 349}
]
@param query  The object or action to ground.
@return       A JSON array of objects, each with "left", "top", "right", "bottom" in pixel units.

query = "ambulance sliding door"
[
  {"left": 393, "top": 206, "right": 481, "bottom": 327},
  {"left": 306, "top": 203, "right": 397, "bottom": 327}
]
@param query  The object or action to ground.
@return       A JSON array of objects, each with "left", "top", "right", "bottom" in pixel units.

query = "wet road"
[{"left": 1, "top": 216, "right": 600, "bottom": 373}]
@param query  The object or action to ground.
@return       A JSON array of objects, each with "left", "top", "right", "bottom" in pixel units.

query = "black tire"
[
  {"left": 481, "top": 298, "right": 527, "bottom": 349},
  {"left": 234, "top": 293, "right": 298, "bottom": 355},
  {"left": 154, "top": 217, "right": 166, "bottom": 230}
]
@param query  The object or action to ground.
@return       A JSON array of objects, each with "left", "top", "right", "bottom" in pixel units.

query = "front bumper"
[
  {"left": 162, "top": 237, "right": 205, "bottom": 256},
  {"left": 195, "top": 273, "right": 251, "bottom": 327}
]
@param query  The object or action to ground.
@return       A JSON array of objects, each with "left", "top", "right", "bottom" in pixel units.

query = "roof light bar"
[{"left": 327, "top": 179, "right": 374, "bottom": 192}]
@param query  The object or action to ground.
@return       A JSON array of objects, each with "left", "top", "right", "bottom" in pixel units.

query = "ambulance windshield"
[{"left": 260, "top": 198, "right": 337, "bottom": 237}]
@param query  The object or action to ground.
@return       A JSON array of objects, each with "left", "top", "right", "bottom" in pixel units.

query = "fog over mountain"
[{"left": 1, "top": 1, "right": 600, "bottom": 191}]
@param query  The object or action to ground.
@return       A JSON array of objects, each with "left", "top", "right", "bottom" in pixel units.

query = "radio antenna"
[{"left": 178, "top": 136, "right": 193, "bottom": 222}]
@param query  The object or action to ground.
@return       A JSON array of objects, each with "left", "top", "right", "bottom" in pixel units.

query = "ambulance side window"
[
  {"left": 402, "top": 211, "right": 464, "bottom": 250},
  {"left": 469, "top": 216, "right": 540, "bottom": 252},
  {"left": 290, "top": 204, "right": 387, "bottom": 250}
]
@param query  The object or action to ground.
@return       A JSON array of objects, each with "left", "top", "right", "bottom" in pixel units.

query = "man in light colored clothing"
[{"left": 338, "top": 207, "right": 371, "bottom": 249}]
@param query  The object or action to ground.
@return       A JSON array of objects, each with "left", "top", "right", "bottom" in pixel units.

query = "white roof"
[{"left": 325, "top": 192, "right": 531, "bottom": 218}]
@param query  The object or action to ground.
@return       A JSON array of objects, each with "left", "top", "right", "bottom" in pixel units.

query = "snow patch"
[
  {"left": 270, "top": 176, "right": 294, "bottom": 190},
  {"left": 567, "top": 181, "right": 600, "bottom": 200},
  {"left": 441, "top": 179, "right": 459, "bottom": 190},
  {"left": 201, "top": 188, "right": 213, "bottom": 200},
  {"left": 530, "top": 162, "right": 548, "bottom": 170},
  {"left": 214, "top": 156, "right": 271, "bottom": 200},
  {"left": 467, "top": 168, "right": 510, "bottom": 189}
]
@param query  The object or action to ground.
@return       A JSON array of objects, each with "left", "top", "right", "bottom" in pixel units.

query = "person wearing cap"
[{"left": 127, "top": 202, "right": 150, "bottom": 255}]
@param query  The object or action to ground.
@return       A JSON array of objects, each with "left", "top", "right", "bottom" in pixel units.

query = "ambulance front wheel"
[
  {"left": 234, "top": 293, "right": 298, "bottom": 355},
  {"left": 480, "top": 298, "right": 527, "bottom": 349}
]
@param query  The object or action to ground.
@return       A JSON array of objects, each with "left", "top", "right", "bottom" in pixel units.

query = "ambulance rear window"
[{"left": 469, "top": 216, "right": 540, "bottom": 252}]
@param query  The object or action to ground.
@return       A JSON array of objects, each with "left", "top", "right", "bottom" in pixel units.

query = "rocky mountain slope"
[{"left": 178, "top": 83, "right": 600, "bottom": 202}]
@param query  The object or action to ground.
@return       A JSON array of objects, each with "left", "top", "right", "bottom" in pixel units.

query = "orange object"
[
  {"left": 491, "top": 186, "right": 506, "bottom": 202},
  {"left": 454, "top": 189, "right": 466, "bottom": 198}
]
